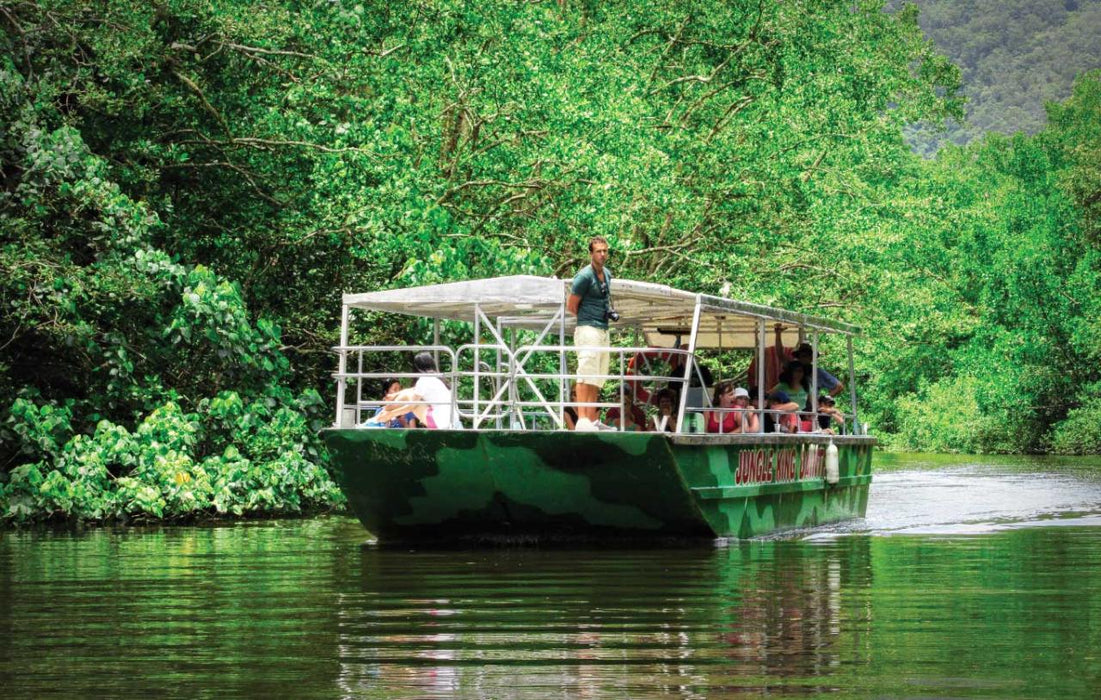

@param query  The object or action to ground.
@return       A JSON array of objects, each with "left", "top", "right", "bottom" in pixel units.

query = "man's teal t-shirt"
[{"left": 571, "top": 264, "right": 611, "bottom": 330}]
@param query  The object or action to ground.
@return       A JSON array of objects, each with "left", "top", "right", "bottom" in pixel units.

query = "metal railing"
[
  {"left": 333, "top": 342, "right": 866, "bottom": 435},
  {"left": 679, "top": 406, "right": 854, "bottom": 435},
  {"left": 332, "top": 345, "right": 458, "bottom": 427}
]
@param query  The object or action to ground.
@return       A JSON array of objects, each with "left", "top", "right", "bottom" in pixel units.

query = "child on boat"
[
  {"left": 367, "top": 353, "right": 462, "bottom": 429},
  {"left": 363, "top": 377, "right": 418, "bottom": 428}
]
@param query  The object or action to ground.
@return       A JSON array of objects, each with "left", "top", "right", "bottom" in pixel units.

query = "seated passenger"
[
  {"left": 706, "top": 383, "right": 759, "bottom": 434},
  {"left": 606, "top": 387, "right": 651, "bottom": 432},
  {"left": 816, "top": 394, "right": 846, "bottom": 434},
  {"left": 653, "top": 388, "right": 679, "bottom": 432},
  {"left": 770, "top": 360, "right": 809, "bottom": 414},
  {"left": 771, "top": 326, "right": 844, "bottom": 399},
  {"left": 371, "top": 352, "right": 461, "bottom": 429},
  {"left": 368, "top": 378, "right": 418, "bottom": 428},
  {"left": 763, "top": 390, "right": 800, "bottom": 433},
  {"left": 706, "top": 381, "right": 737, "bottom": 434},
  {"left": 731, "top": 386, "right": 760, "bottom": 433}
]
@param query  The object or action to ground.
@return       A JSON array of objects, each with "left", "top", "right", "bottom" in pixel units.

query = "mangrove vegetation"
[{"left": 1, "top": 0, "right": 1099, "bottom": 523}]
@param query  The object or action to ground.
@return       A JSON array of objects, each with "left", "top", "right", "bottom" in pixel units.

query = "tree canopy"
[{"left": 1, "top": 0, "right": 1098, "bottom": 523}]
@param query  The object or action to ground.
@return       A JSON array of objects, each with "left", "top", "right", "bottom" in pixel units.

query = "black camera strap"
[{"left": 602, "top": 268, "right": 613, "bottom": 315}]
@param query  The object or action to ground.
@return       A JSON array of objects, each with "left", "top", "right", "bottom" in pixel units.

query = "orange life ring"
[{"left": 625, "top": 349, "right": 682, "bottom": 404}]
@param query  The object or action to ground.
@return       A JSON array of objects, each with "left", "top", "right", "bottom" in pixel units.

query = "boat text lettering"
[{"left": 801, "top": 446, "right": 824, "bottom": 479}]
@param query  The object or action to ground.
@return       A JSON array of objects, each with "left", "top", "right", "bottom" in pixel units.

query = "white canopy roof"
[{"left": 343, "top": 275, "right": 858, "bottom": 349}]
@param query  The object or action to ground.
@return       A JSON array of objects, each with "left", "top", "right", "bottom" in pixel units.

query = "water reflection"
[
  {"left": 3, "top": 455, "right": 1101, "bottom": 697},
  {"left": 332, "top": 540, "right": 875, "bottom": 697}
]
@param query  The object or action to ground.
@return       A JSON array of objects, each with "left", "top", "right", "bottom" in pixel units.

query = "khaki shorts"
[{"left": 574, "top": 325, "right": 610, "bottom": 388}]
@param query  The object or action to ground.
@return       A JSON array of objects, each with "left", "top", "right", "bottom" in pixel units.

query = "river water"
[{"left": 3, "top": 454, "right": 1101, "bottom": 698}]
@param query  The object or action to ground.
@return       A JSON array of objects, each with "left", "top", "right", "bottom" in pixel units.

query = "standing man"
[
  {"left": 567, "top": 236, "right": 613, "bottom": 431},
  {"left": 773, "top": 324, "right": 845, "bottom": 399},
  {"left": 792, "top": 342, "right": 844, "bottom": 398}
]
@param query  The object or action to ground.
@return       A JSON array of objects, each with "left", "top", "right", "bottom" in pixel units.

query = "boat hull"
[{"left": 321, "top": 429, "right": 872, "bottom": 543}]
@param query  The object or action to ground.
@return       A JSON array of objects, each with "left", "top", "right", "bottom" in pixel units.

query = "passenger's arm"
[
  {"left": 743, "top": 410, "right": 760, "bottom": 433},
  {"left": 567, "top": 294, "right": 581, "bottom": 316},
  {"left": 820, "top": 368, "right": 844, "bottom": 397},
  {"left": 373, "top": 388, "right": 425, "bottom": 425}
]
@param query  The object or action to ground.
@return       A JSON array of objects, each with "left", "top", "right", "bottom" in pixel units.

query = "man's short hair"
[
  {"left": 767, "top": 390, "right": 791, "bottom": 404},
  {"left": 588, "top": 235, "right": 608, "bottom": 252}
]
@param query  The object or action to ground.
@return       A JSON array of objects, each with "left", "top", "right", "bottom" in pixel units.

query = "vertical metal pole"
[
  {"left": 433, "top": 318, "right": 440, "bottom": 369},
  {"left": 495, "top": 317, "right": 503, "bottom": 430},
  {"left": 334, "top": 304, "right": 350, "bottom": 426},
  {"left": 757, "top": 318, "right": 766, "bottom": 432},
  {"left": 716, "top": 316, "right": 724, "bottom": 433},
  {"left": 559, "top": 299, "right": 567, "bottom": 431},
  {"left": 674, "top": 296, "right": 704, "bottom": 433},
  {"left": 847, "top": 335, "right": 860, "bottom": 434},
  {"left": 509, "top": 326, "right": 519, "bottom": 428},
  {"left": 473, "top": 305, "right": 481, "bottom": 429},
  {"left": 628, "top": 327, "right": 637, "bottom": 429},
  {"left": 618, "top": 352, "right": 625, "bottom": 430},
  {"left": 810, "top": 330, "right": 820, "bottom": 420},
  {"left": 356, "top": 348, "right": 364, "bottom": 423}
]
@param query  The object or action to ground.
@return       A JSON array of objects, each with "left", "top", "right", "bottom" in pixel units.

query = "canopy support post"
[
  {"left": 674, "top": 296, "right": 704, "bottom": 433},
  {"left": 757, "top": 318, "right": 766, "bottom": 430},
  {"left": 559, "top": 296, "right": 567, "bottom": 430},
  {"left": 847, "top": 335, "right": 860, "bottom": 434},
  {"left": 433, "top": 319, "right": 440, "bottom": 371},
  {"left": 509, "top": 326, "right": 520, "bottom": 428},
  {"left": 496, "top": 317, "right": 504, "bottom": 430},
  {"left": 473, "top": 305, "right": 481, "bottom": 429},
  {"left": 356, "top": 346, "right": 364, "bottom": 419},
  {"left": 335, "top": 304, "right": 351, "bottom": 427},
  {"left": 810, "top": 331, "right": 820, "bottom": 419}
]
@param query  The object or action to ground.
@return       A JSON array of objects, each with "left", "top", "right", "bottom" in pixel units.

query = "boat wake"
[{"left": 801, "top": 461, "right": 1101, "bottom": 539}]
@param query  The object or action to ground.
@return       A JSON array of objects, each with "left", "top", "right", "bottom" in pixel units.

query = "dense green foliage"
[
  {"left": 862, "top": 73, "right": 1101, "bottom": 452},
  {"left": 0, "top": 1, "right": 1098, "bottom": 523},
  {"left": 896, "top": 0, "right": 1101, "bottom": 152},
  {"left": 3, "top": 392, "right": 338, "bottom": 521}
]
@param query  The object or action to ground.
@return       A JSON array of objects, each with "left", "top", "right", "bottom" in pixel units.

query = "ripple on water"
[
  {"left": 2, "top": 457, "right": 1101, "bottom": 698},
  {"left": 861, "top": 458, "right": 1101, "bottom": 535}
]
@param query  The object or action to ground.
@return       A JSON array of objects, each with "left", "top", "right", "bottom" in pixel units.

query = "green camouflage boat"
[{"left": 322, "top": 276, "right": 873, "bottom": 543}]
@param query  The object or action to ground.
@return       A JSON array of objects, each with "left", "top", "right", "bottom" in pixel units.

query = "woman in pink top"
[{"left": 706, "top": 383, "right": 759, "bottom": 434}]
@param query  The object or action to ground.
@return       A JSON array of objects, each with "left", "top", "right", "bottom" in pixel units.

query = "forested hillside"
[
  {"left": 895, "top": 0, "right": 1101, "bottom": 151},
  {"left": 1, "top": 1, "right": 1098, "bottom": 523}
]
